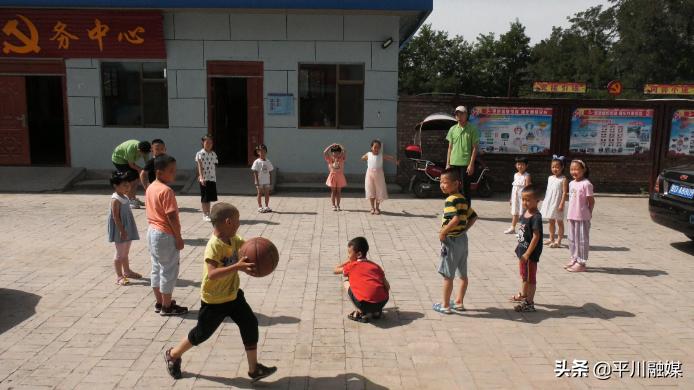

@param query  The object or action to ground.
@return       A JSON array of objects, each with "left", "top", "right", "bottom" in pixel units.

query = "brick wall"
[{"left": 397, "top": 95, "right": 694, "bottom": 194}]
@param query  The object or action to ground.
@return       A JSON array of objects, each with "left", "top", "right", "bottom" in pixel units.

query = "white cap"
[{"left": 454, "top": 105, "right": 467, "bottom": 113}]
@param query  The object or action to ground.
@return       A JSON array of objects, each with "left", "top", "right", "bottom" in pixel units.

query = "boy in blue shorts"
[{"left": 433, "top": 168, "right": 478, "bottom": 314}]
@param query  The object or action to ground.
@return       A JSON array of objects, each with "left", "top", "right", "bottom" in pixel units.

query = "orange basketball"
[{"left": 239, "top": 237, "right": 279, "bottom": 277}]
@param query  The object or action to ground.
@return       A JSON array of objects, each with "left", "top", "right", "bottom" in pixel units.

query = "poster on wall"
[
  {"left": 569, "top": 108, "right": 653, "bottom": 155},
  {"left": 469, "top": 106, "right": 553, "bottom": 154},
  {"left": 267, "top": 93, "right": 293, "bottom": 115},
  {"left": 669, "top": 110, "right": 694, "bottom": 156}
]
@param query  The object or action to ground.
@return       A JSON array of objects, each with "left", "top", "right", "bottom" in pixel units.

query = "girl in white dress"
[
  {"left": 361, "top": 140, "right": 397, "bottom": 215},
  {"left": 504, "top": 157, "right": 532, "bottom": 234},
  {"left": 539, "top": 155, "right": 569, "bottom": 248}
]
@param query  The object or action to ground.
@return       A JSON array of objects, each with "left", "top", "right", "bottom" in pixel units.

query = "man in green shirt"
[
  {"left": 112, "top": 139, "right": 151, "bottom": 208},
  {"left": 445, "top": 106, "right": 479, "bottom": 204}
]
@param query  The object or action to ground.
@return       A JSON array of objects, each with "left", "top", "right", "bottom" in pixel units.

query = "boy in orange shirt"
[{"left": 146, "top": 154, "right": 188, "bottom": 316}]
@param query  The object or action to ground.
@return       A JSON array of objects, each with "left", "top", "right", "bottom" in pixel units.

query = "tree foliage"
[{"left": 399, "top": 0, "right": 694, "bottom": 98}]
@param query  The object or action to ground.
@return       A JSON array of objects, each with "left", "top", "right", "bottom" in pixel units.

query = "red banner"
[
  {"left": 578, "top": 108, "right": 654, "bottom": 117},
  {"left": 533, "top": 81, "right": 586, "bottom": 93},
  {"left": 475, "top": 107, "right": 553, "bottom": 116},
  {"left": 0, "top": 9, "right": 165, "bottom": 59},
  {"left": 644, "top": 84, "right": 694, "bottom": 95}
]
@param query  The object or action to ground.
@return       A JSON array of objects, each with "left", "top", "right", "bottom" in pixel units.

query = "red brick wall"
[{"left": 397, "top": 95, "right": 694, "bottom": 194}]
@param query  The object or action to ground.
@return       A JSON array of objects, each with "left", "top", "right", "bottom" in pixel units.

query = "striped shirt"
[{"left": 442, "top": 193, "right": 477, "bottom": 236}]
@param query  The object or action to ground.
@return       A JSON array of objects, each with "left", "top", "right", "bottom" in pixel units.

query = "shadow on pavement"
[
  {"left": 255, "top": 312, "right": 301, "bottom": 326},
  {"left": 178, "top": 207, "right": 200, "bottom": 213},
  {"left": 184, "top": 238, "right": 208, "bottom": 247},
  {"left": 476, "top": 216, "right": 512, "bottom": 223},
  {"left": 671, "top": 240, "right": 694, "bottom": 255},
  {"left": 369, "top": 308, "right": 424, "bottom": 329},
  {"left": 176, "top": 279, "right": 200, "bottom": 288},
  {"left": 243, "top": 219, "right": 280, "bottom": 225},
  {"left": 0, "top": 288, "right": 41, "bottom": 335},
  {"left": 585, "top": 267, "right": 667, "bottom": 277},
  {"left": 379, "top": 210, "right": 437, "bottom": 218},
  {"left": 270, "top": 211, "right": 318, "bottom": 215},
  {"left": 590, "top": 245, "right": 629, "bottom": 252},
  {"left": 465, "top": 303, "right": 634, "bottom": 324},
  {"left": 194, "top": 372, "right": 388, "bottom": 389}
]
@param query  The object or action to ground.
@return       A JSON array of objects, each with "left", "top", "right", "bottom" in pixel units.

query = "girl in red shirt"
[{"left": 334, "top": 237, "right": 390, "bottom": 323}]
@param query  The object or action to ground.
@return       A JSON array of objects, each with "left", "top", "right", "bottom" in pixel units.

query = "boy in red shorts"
[{"left": 510, "top": 185, "right": 543, "bottom": 312}]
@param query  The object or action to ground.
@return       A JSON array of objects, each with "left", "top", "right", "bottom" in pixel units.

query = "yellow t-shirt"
[{"left": 201, "top": 234, "right": 245, "bottom": 304}]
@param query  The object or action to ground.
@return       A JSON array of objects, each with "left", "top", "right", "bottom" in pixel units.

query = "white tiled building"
[{"left": 0, "top": 1, "right": 431, "bottom": 180}]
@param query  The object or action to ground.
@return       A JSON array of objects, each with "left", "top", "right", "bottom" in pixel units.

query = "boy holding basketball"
[{"left": 164, "top": 202, "right": 277, "bottom": 382}]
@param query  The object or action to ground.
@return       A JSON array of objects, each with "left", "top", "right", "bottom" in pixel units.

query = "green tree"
[{"left": 612, "top": 0, "right": 694, "bottom": 92}]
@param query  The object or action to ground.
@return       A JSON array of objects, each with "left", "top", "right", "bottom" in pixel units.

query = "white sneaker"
[
  {"left": 258, "top": 207, "right": 265, "bottom": 213},
  {"left": 264, "top": 207, "right": 272, "bottom": 213},
  {"left": 129, "top": 200, "right": 141, "bottom": 209},
  {"left": 203, "top": 215, "right": 211, "bottom": 222},
  {"left": 503, "top": 227, "right": 515, "bottom": 234}
]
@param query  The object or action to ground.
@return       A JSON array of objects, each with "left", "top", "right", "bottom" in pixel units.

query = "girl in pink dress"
[
  {"left": 565, "top": 160, "right": 595, "bottom": 272},
  {"left": 361, "top": 139, "right": 398, "bottom": 215},
  {"left": 324, "top": 143, "right": 347, "bottom": 211}
]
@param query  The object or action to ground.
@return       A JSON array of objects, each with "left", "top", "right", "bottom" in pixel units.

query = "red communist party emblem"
[
  {"left": 681, "top": 175, "right": 689, "bottom": 181},
  {"left": 607, "top": 80, "right": 623, "bottom": 96}
]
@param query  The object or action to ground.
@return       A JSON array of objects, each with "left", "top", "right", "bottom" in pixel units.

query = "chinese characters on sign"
[
  {"left": 669, "top": 110, "right": 694, "bottom": 156},
  {"left": 0, "top": 10, "right": 165, "bottom": 58},
  {"left": 644, "top": 84, "right": 694, "bottom": 95},
  {"left": 267, "top": 94, "right": 294, "bottom": 115},
  {"left": 569, "top": 108, "right": 653, "bottom": 156},
  {"left": 469, "top": 106, "right": 553, "bottom": 154},
  {"left": 533, "top": 81, "right": 587, "bottom": 94},
  {"left": 555, "top": 360, "right": 683, "bottom": 380}
]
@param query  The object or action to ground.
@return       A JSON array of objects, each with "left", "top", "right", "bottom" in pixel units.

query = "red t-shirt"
[{"left": 343, "top": 260, "right": 388, "bottom": 303}]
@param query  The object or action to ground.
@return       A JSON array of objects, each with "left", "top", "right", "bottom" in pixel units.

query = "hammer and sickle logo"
[{"left": 2, "top": 14, "right": 41, "bottom": 55}]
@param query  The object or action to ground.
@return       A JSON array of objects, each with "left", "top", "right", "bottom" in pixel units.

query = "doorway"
[
  {"left": 207, "top": 61, "right": 264, "bottom": 166},
  {"left": 0, "top": 60, "right": 68, "bottom": 166},
  {"left": 211, "top": 78, "right": 248, "bottom": 166},
  {"left": 26, "top": 76, "right": 67, "bottom": 165}
]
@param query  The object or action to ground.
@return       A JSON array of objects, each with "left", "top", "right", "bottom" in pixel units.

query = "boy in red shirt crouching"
[{"left": 334, "top": 237, "right": 390, "bottom": 323}]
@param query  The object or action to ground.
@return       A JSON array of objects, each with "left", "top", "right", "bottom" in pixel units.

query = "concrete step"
[
  {"left": 276, "top": 182, "right": 402, "bottom": 193},
  {"left": 0, "top": 167, "right": 85, "bottom": 193},
  {"left": 181, "top": 167, "right": 275, "bottom": 196},
  {"left": 71, "top": 178, "right": 187, "bottom": 192}
]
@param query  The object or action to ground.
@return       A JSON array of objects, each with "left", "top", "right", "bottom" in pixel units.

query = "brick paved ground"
[{"left": 0, "top": 193, "right": 692, "bottom": 389}]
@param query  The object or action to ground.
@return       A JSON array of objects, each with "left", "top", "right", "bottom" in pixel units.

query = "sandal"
[
  {"left": 432, "top": 303, "right": 452, "bottom": 314},
  {"left": 125, "top": 271, "right": 142, "bottom": 279},
  {"left": 370, "top": 209, "right": 376, "bottom": 215},
  {"left": 510, "top": 292, "right": 526, "bottom": 302},
  {"left": 449, "top": 299, "right": 465, "bottom": 311},
  {"left": 564, "top": 259, "right": 577, "bottom": 269},
  {"left": 347, "top": 310, "right": 369, "bottom": 323},
  {"left": 543, "top": 239, "right": 553, "bottom": 245},
  {"left": 567, "top": 263, "right": 587, "bottom": 273},
  {"left": 374, "top": 209, "right": 381, "bottom": 215},
  {"left": 514, "top": 300, "right": 536, "bottom": 312},
  {"left": 116, "top": 276, "right": 130, "bottom": 286},
  {"left": 549, "top": 242, "right": 561, "bottom": 248}
]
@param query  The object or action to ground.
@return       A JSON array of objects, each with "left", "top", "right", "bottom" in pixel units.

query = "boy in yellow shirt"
[{"left": 164, "top": 202, "right": 277, "bottom": 382}]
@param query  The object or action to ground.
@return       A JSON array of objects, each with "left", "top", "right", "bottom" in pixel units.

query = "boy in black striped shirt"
[{"left": 433, "top": 168, "right": 478, "bottom": 314}]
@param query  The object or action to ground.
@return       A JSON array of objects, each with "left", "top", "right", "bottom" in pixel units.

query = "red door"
[
  {"left": 246, "top": 77, "right": 264, "bottom": 165},
  {"left": 0, "top": 76, "right": 30, "bottom": 165}
]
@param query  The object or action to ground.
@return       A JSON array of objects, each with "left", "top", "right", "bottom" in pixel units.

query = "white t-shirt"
[
  {"left": 251, "top": 158, "right": 274, "bottom": 185},
  {"left": 195, "top": 149, "right": 218, "bottom": 182}
]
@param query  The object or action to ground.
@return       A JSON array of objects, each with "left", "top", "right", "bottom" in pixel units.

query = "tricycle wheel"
[
  {"left": 412, "top": 178, "right": 430, "bottom": 198},
  {"left": 477, "top": 177, "right": 494, "bottom": 198}
]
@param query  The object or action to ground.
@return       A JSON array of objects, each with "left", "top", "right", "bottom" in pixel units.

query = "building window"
[
  {"left": 102, "top": 62, "right": 168, "bottom": 127},
  {"left": 299, "top": 64, "right": 364, "bottom": 129}
]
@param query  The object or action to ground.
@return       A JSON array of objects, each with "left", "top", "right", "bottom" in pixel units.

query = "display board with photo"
[
  {"left": 569, "top": 108, "right": 653, "bottom": 155},
  {"left": 668, "top": 110, "right": 694, "bottom": 156},
  {"left": 469, "top": 106, "right": 553, "bottom": 154}
]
